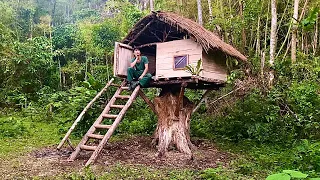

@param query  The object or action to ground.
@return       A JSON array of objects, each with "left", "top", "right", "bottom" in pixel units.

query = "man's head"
[{"left": 133, "top": 48, "right": 141, "bottom": 57}]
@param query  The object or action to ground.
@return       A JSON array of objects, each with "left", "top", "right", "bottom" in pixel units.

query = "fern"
[{"left": 184, "top": 59, "right": 203, "bottom": 76}]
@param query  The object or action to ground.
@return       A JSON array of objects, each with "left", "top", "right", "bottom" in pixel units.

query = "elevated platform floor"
[{"left": 149, "top": 76, "right": 225, "bottom": 89}]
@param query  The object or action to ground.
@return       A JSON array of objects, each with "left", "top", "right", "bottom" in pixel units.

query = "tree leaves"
[
  {"left": 282, "top": 170, "right": 308, "bottom": 178},
  {"left": 266, "top": 170, "right": 309, "bottom": 180},
  {"left": 301, "top": 7, "right": 319, "bottom": 31},
  {"left": 266, "top": 173, "right": 291, "bottom": 180},
  {"left": 184, "top": 59, "right": 203, "bottom": 76}
]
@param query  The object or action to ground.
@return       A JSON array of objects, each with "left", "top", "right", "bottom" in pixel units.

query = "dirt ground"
[{"left": 0, "top": 136, "right": 230, "bottom": 179}]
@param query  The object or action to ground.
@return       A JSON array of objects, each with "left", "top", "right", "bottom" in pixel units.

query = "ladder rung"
[
  {"left": 111, "top": 83, "right": 120, "bottom": 87},
  {"left": 110, "top": 104, "right": 125, "bottom": 109},
  {"left": 87, "top": 134, "right": 104, "bottom": 140},
  {"left": 80, "top": 145, "right": 97, "bottom": 151},
  {"left": 94, "top": 124, "right": 112, "bottom": 129},
  {"left": 102, "top": 114, "right": 118, "bottom": 119},
  {"left": 116, "top": 95, "right": 131, "bottom": 99},
  {"left": 121, "top": 86, "right": 129, "bottom": 90}
]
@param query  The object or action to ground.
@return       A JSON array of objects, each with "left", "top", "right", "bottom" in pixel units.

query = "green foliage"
[
  {"left": 0, "top": 117, "right": 28, "bottom": 137},
  {"left": 1, "top": 37, "right": 58, "bottom": 104},
  {"left": 184, "top": 59, "right": 203, "bottom": 76},
  {"left": 295, "top": 140, "right": 320, "bottom": 173},
  {"left": 266, "top": 173, "right": 291, "bottom": 180},
  {"left": 266, "top": 170, "right": 320, "bottom": 180},
  {"left": 65, "top": 164, "right": 199, "bottom": 180},
  {"left": 92, "top": 20, "right": 121, "bottom": 51},
  {"left": 301, "top": 7, "right": 319, "bottom": 31},
  {"left": 200, "top": 166, "right": 257, "bottom": 180},
  {"left": 53, "top": 24, "right": 78, "bottom": 50}
]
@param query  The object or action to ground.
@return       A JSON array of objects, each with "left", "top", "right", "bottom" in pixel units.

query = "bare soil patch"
[{"left": 0, "top": 135, "right": 230, "bottom": 179}]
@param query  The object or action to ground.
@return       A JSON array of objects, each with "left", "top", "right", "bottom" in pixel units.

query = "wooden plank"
[
  {"left": 57, "top": 78, "right": 114, "bottom": 150},
  {"left": 114, "top": 42, "right": 133, "bottom": 77},
  {"left": 94, "top": 124, "right": 112, "bottom": 129},
  {"left": 156, "top": 39, "right": 202, "bottom": 51},
  {"left": 102, "top": 114, "right": 118, "bottom": 119},
  {"left": 135, "top": 42, "right": 159, "bottom": 49},
  {"left": 155, "top": 39, "right": 202, "bottom": 79},
  {"left": 201, "top": 50, "right": 227, "bottom": 81},
  {"left": 138, "top": 89, "right": 157, "bottom": 114},
  {"left": 110, "top": 105, "right": 125, "bottom": 109},
  {"left": 68, "top": 81, "right": 126, "bottom": 161},
  {"left": 80, "top": 145, "right": 97, "bottom": 151},
  {"left": 116, "top": 95, "right": 131, "bottom": 99},
  {"left": 121, "top": 86, "right": 129, "bottom": 90},
  {"left": 156, "top": 70, "right": 192, "bottom": 78},
  {"left": 201, "top": 71, "right": 227, "bottom": 81},
  {"left": 87, "top": 134, "right": 104, "bottom": 140},
  {"left": 85, "top": 85, "right": 141, "bottom": 167}
]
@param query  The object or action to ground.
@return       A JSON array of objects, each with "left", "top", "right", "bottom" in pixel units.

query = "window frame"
[{"left": 173, "top": 54, "right": 189, "bottom": 70}]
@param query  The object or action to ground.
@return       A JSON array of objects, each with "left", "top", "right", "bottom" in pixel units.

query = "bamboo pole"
[
  {"left": 57, "top": 78, "right": 114, "bottom": 150},
  {"left": 192, "top": 90, "right": 211, "bottom": 114}
]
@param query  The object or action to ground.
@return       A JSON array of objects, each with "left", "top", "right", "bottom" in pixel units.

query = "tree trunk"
[
  {"left": 269, "top": 0, "right": 277, "bottom": 87},
  {"left": 256, "top": 17, "right": 261, "bottom": 57},
  {"left": 239, "top": 0, "right": 246, "bottom": 51},
  {"left": 291, "top": 0, "right": 299, "bottom": 63},
  {"left": 153, "top": 87, "right": 194, "bottom": 159},
  {"left": 196, "top": 0, "right": 203, "bottom": 26},
  {"left": 313, "top": 15, "right": 318, "bottom": 55},
  {"left": 207, "top": 0, "right": 213, "bottom": 21},
  {"left": 150, "top": 0, "right": 154, "bottom": 12},
  {"left": 51, "top": 0, "right": 57, "bottom": 26}
]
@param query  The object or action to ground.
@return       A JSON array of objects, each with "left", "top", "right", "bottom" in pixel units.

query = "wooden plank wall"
[
  {"left": 156, "top": 39, "right": 202, "bottom": 78},
  {"left": 114, "top": 42, "right": 134, "bottom": 77},
  {"left": 144, "top": 54, "right": 156, "bottom": 75},
  {"left": 201, "top": 50, "right": 227, "bottom": 81}
]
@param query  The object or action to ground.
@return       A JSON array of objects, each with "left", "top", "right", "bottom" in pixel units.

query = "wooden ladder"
[{"left": 68, "top": 80, "right": 140, "bottom": 166}]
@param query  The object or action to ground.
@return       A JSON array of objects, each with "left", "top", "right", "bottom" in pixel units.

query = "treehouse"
[
  {"left": 59, "top": 11, "right": 247, "bottom": 167},
  {"left": 114, "top": 11, "right": 247, "bottom": 89}
]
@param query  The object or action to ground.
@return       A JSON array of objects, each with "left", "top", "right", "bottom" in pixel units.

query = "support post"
[
  {"left": 138, "top": 89, "right": 157, "bottom": 114},
  {"left": 175, "top": 83, "right": 186, "bottom": 117}
]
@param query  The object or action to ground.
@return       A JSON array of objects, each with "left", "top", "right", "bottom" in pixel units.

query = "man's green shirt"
[{"left": 131, "top": 56, "right": 149, "bottom": 71}]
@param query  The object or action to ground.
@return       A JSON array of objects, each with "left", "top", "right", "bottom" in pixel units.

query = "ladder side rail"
[
  {"left": 85, "top": 85, "right": 141, "bottom": 166},
  {"left": 57, "top": 78, "right": 114, "bottom": 150},
  {"left": 68, "top": 80, "right": 126, "bottom": 161}
]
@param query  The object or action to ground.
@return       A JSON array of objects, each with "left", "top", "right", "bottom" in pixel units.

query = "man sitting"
[{"left": 127, "top": 48, "right": 152, "bottom": 90}]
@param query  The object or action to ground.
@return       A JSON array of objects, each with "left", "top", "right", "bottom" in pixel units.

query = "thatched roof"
[{"left": 122, "top": 11, "right": 247, "bottom": 62}]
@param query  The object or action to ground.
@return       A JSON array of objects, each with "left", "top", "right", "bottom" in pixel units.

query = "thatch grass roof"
[{"left": 122, "top": 11, "right": 247, "bottom": 62}]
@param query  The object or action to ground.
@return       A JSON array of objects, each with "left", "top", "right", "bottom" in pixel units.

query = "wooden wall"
[
  {"left": 201, "top": 50, "right": 227, "bottom": 81},
  {"left": 114, "top": 40, "right": 228, "bottom": 82},
  {"left": 156, "top": 39, "right": 202, "bottom": 78},
  {"left": 114, "top": 42, "right": 133, "bottom": 77}
]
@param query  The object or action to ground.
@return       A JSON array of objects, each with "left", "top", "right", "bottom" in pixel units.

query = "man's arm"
[
  {"left": 130, "top": 58, "right": 137, "bottom": 68},
  {"left": 139, "top": 63, "right": 148, "bottom": 80}
]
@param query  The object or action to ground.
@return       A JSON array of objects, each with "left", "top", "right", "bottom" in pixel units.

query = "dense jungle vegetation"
[{"left": 0, "top": 0, "right": 320, "bottom": 179}]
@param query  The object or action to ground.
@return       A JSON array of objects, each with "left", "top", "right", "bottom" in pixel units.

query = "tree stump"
[{"left": 153, "top": 86, "right": 195, "bottom": 159}]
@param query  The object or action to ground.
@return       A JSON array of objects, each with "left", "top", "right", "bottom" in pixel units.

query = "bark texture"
[
  {"left": 153, "top": 88, "right": 194, "bottom": 158},
  {"left": 291, "top": 0, "right": 299, "bottom": 63},
  {"left": 196, "top": 0, "right": 203, "bottom": 25},
  {"left": 269, "top": 0, "right": 277, "bottom": 87}
]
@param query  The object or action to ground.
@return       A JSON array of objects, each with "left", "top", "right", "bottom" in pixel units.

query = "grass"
[
  {"left": 1, "top": 110, "right": 318, "bottom": 179},
  {"left": 59, "top": 164, "right": 200, "bottom": 180},
  {"left": 0, "top": 116, "right": 61, "bottom": 159}
]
